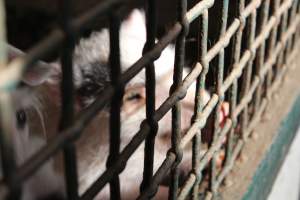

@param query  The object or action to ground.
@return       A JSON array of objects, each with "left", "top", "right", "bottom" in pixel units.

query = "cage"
[{"left": 0, "top": 0, "right": 300, "bottom": 199}]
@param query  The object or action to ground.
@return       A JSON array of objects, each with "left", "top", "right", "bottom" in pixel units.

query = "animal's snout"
[{"left": 16, "top": 109, "right": 27, "bottom": 129}]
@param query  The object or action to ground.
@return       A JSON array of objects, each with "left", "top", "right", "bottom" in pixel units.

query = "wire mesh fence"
[{"left": 0, "top": 0, "right": 299, "bottom": 199}]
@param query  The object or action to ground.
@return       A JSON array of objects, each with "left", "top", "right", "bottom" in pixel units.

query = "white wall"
[{"left": 267, "top": 126, "right": 300, "bottom": 200}]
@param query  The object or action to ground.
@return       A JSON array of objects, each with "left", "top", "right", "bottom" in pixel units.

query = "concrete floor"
[{"left": 267, "top": 126, "right": 300, "bottom": 200}]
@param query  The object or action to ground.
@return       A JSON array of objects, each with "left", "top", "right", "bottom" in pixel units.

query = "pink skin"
[{"left": 5, "top": 9, "right": 229, "bottom": 200}]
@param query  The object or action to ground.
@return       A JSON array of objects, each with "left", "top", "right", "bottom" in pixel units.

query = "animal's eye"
[
  {"left": 16, "top": 109, "right": 27, "bottom": 129},
  {"left": 124, "top": 91, "right": 142, "bottom": 102},
  {"left": 78, "top": 83, "right": 99, "bottom": 98}
]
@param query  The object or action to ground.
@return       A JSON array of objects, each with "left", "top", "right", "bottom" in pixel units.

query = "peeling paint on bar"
[
  {"left": 186, "top": 0, "right": 214, "bottom": 23},
  {"left": 180, "top": 95, "right": 219, "bottom": 149},
  {"left": 205, "top": 20, "right": 240, "bottom": 63},
  {"left": 177, "top": 119, "right": 234, "bottom": 199},
  {"left": 177, "top": 174, "right": 196, "bottom": 200},
  {"left": 234, "top": 77, "right": 260, "bottom": 119}
]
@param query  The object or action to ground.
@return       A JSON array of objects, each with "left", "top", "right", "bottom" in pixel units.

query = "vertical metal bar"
[
  {"left": 59, "top": 0, "right": 79, "bottom": 199},
  {"left": 281, "top": 1, "right": 290, "bottom": 60},
  {"left": 274, "top": 3, "right": 288, "bottom": 87},
  {"left": 169, "top": 0, "right": 188, "bottom": 199},
  {"left": 254, "top": 0, "right": 270, "bottom": 111},
  {"left": 284, "top": 0, "right": 298, "bottom": 64},
  {"left": 266, "top": 0, "right": 280, "bottom": 99},
  {"left": 191, "top": 9, "right": 208, "bottom": 200},
  {"left": 241, "top": 9, "right": 257, "bottom": 140},
  {"left": 0, "top": 1, "right": 21, "bottom": 199},
  {"left": 141, "top": 0, "right": 158, "bottom": 196},
  {"left": 298, "top": 0, "right": 300, "bottom": 51},
  {"left": 225, "top": 0, "right": 245, "bottom": 168},
  {"left": 288, "top": 0, "right": 299, "bottom": 54},
  {"left": 106, "top": 10, "right": 122, "bottom": 200},
  {"left": 0, "top": 0, "right": 6, "bottom": 67},
  {"left": 210, "top": 0, "right": 229, "bottom": 195}
]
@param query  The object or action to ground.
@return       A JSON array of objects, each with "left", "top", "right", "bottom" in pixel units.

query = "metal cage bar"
[
  {"left": 265, "top": 0, "right": 279, "bottom": 109},
  {"left": 225, "top": 0, "right": 245, "bottom": 170},
  {"left": 107, "top": 10, "right": 122, "bottom": 200},
  {"left": 190, "top": 6, "right": 208, "bottom": 200},
  {"left": 240, "top": 3, "right": 257, "bottom": 141},
  {"left": 254, "top": 0, "right": 270, "bottom": 113},
  {"left": 210, "top": 0, "right": 229, "bottom": 196},
  {"left": 59, "top": 0, "right": 79, "bottom": 199},
  {"left": 141, "top": 0, "right": 158, "bottom": 195},
  {"left": 169, "top": 0, "right": 188, "bottom": 199}
]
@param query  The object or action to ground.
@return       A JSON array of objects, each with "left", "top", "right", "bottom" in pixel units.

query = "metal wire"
[
  {"left": 168, "top": 0, "right": 188, "bottom": 199},
  {"left": 107, "top": 10, "right": 122, "bottom": 200},
  {"left": 59, "top": 1, "right": 79, "bottom": 199},
  {"left": 140, "top": 0, "right": 158, "bottom": 196},
  {"left": 191, "top": 7, "right": 208, "bottom": 200},
  {"left": 0, "top": 0, "right": 299, "bottom": 199},
  {"left": 210, "top": 0, "right": 229, "bottom": 195}
]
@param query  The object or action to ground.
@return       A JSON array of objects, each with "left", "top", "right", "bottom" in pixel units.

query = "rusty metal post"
[
  {"left": 241, "top": 5, "right": 257, "bottom": 141},
  {"left": 210, "top": 0, "right": 229, "bottom": 196},
  {"left": 191, "top": 7, "right": 208, "bottom": 200},
  {"left": 225, "top": 0, "right": 245, "bottom": 171},
  {"left": 254, "top": 0, "right": 270, "bottom": 111},
  {"left": 169, "top": 0, "right": 188, "bottom": 199}
]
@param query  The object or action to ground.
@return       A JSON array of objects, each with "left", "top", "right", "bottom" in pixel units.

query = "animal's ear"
[
  {"left": 7, "top": 44, "right": 26, "bottom": 60},
  {"left": 22, "top": 62, "right": 61, "bottom": 86},
  {"left": 122, "top": 9, "right": 146, "bottom": 39},
  {"left": 7, "top": 44, "right": 61, "bottom": 86}
]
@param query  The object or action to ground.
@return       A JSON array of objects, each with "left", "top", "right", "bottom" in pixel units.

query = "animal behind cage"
[{"left": 0, "top": 0, "right": 299, "bottom": 199}]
